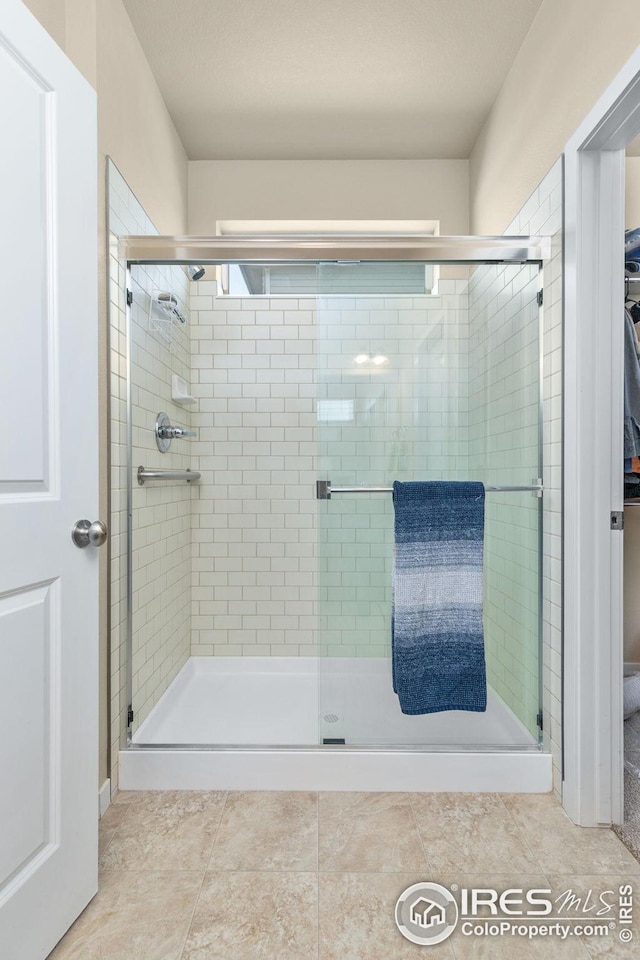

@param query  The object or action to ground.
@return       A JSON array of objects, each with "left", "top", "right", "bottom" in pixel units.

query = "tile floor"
[
  {"left": 613, "top": 724, "right": 640, "bottom": 861},
  {"left": 48, "top": 790, "right": 640, "bottom": 960}
]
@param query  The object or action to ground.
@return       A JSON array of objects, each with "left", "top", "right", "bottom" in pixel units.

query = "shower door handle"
[{"left": 72, "top": 519, "right": 108, "bottom": 548}]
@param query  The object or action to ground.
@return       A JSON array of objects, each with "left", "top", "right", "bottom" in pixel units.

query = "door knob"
[{"left": 72, "top": 519, "right": 108, "bottom": 548}]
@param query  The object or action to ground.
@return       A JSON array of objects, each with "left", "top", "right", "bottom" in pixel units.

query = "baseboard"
[{"left": 98, "top": 779, "right": 111, "bottom": 819}]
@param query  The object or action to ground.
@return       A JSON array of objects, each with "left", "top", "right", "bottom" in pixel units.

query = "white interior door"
[{"left": 0, "top": 2, "right": 99, "bottom": 958}]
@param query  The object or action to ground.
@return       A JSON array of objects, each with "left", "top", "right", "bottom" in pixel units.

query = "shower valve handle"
[
  {"left": 155, "top": 412, "right": 196, "bottom": 451},
  {"left": 158, "top": 424, "right": 196, "bottom": 439}
]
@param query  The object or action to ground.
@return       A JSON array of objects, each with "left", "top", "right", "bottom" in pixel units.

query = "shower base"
[{"left": 120, "top": 657, "right": 552, "bottom": 792}]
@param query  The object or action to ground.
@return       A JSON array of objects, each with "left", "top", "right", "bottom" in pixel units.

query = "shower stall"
[{"left": 113, "top": 233, "right": 552, "bottom": 791}]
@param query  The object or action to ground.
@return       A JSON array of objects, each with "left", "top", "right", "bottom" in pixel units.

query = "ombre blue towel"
[{"left": 392, "top": 481, "right": 487, "bottom": 715}]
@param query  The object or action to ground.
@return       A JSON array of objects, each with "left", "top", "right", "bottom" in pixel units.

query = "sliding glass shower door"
[
  {"left": 120, "top": 242, "right": 544, "bottom": 753},
  {"left": 316, "top": 262, "right": 543, "bottom": 748}
]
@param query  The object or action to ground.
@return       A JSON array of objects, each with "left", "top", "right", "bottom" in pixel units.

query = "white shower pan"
[{"left": 120, "top": 657, "right": 552, "bottom": 792}]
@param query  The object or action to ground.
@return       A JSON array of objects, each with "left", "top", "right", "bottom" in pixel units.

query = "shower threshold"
[{"left": 120, "top": 657, "right": 552, "bottom": 792}]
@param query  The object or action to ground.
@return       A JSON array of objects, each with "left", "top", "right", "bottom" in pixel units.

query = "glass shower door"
[{"left": 316, "top": 262, "right": 543, "bottom": 749}]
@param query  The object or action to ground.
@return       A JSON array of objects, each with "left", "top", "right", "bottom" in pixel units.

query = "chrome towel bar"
[
  {"left": 137, "top": 466, "right": 201, "bottom": 486},
  {"left": 316, "top": 479, "right": 543, "bottom": 499}
]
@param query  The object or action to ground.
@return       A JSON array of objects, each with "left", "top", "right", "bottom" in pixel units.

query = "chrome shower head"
[
  {"left": 156, "top": 292, "right": 186, "bottom": 324},
  {"left": 187, "top": 264, "right": 205, "bottom": 281}
]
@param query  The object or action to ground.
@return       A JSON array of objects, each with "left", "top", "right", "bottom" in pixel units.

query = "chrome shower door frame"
[{"left": 121, "top": 236, "right": 549, "bottom": 753}]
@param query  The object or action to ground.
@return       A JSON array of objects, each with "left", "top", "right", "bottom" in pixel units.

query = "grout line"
[
  {"left": 496, "top": 793, "right": 541, "bottom": 866},
  {"left": 176, "top": 868, "right": 207, "bottom": 960},
  {"left": 448, "top": 909, "right": 461, "bottom": 960},
  {"left": 316, "top": 790, "right": 320, "bottom": 960},
  {"left": 204, "top": 790, "right": 230, "bottom": 872},
  {"left": 407, "top": 792, "right": 431, "bottom": 874},
  {"left": 178, "top": 790, "right": 229, "bottom": 960}
]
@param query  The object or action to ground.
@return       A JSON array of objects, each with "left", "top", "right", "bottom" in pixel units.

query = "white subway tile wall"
[
  {"left": 108, "top": 160, "right": 193, "bottom": 788},
  {"left": 189, "top": 293, "right": 319, "bottom": 657},
  {"left": 128, "top": 262, "right": 193, "bottom": 733}
]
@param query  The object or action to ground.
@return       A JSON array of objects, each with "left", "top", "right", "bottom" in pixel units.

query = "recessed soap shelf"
[{"left": 171, "top": 374, "right": 196, "bottom": 405}]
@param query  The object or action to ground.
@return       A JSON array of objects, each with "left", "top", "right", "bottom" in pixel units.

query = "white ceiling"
[{"left": 122, "top": 0, "right": 542, "bottom": 161}]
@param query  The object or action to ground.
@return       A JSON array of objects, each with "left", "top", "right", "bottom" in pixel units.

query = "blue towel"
[{"left": 392, "top": 481, "right": 487, "bottom": 714}]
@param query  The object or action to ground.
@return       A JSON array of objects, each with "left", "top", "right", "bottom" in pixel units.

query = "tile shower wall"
[
  {"left": 189, "top": 295, "right": 318, "bottom": 656},
  {"left": 108, "top": 161, "right": 193, "bottom": 788},
  {"left": 128, "top": 263, "right": 193, "bottom": 732},
  {"left": 470, "top": 161, "right": 563, "bottom": 790}
]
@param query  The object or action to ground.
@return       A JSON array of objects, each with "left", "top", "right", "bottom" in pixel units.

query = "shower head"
[
  {"left": 187, "top": 264, "right": 205, "bottom": 281},
  {"left": 156, "top": 292, "right": 186, "bottom": 324}
]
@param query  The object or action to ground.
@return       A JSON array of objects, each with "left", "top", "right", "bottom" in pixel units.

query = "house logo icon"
[
  {"left": 410, "top": 897, "right": 446, "bottom": 929},
  {"left": 395, "top": 882, "right": 459, "bottom": 946}
]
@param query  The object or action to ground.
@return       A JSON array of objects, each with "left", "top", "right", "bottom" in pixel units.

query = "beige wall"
[
  {"left": 23, "top": 0, "right": 188, "bottom": 790},
  {"left": 471, "top": 0, "right": 640, "bottom": 234},
  {"left": 96, "top": 0, "right": 187, "bottom": 235},
  {"left": 23, "top": 0, "right": 189, "bottom": 228},
  {"left": 22, "top": 0, "right": 67, "bottom": 54},
  {"left": 188, "top": 160, "right": 469, "bottom": 234},
  {"left": 22, "top": 0, "right": 97, "bottom": 85}
]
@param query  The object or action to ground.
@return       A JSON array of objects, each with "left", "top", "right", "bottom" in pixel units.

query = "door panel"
[
  {"left": 0, "top": 2, "right": 98, "bottom": 958},
  {"left": 0, "top": 29, "right": 51, "bottom": 488},
  {"left": 0, "top": 582, "right": 56, "bottom": 890}
]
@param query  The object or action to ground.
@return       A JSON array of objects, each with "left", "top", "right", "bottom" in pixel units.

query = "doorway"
[{"left": 563, "top": 48, "right": 640, "bottom": 827}]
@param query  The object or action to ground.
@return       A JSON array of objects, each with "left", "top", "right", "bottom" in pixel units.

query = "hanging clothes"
[
  {"left": 631, "top": 307, "right": 640, "bottom": 358},
  {"left": 626, "top": 227, "right": 640, "bottom": 267},
  {"left": 625, "top": 308, "right": 640, "bottom": 458}
]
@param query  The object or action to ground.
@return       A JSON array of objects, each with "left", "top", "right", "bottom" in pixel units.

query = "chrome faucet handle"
[
  {"left": 164, "top": 426, "right": 196, "bottom": 439},
  {"left": 155, "top": 412, "right": 197, "bottom": 452}
]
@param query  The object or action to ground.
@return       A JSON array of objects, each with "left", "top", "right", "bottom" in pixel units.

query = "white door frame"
[{"left": 563, "top": 47, "right": 640, "bottom": 827}]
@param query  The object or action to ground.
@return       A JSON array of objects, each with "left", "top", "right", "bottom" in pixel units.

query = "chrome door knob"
[{"left": 72, "top": 519, "right": 108, "bottom": 548}]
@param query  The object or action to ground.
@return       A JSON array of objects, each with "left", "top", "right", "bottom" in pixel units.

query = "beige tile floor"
[{"left": 47, "top": 790, "right": 640, "bottom": 960}]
